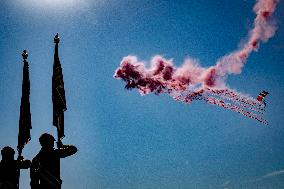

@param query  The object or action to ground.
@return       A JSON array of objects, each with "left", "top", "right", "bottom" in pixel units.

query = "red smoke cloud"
[{"left": 114, "top": 0, "right": 278, "bottom": 124}]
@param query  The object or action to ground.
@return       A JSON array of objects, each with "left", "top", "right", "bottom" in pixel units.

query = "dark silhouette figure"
[
  {"left": 0, "top": 146, "right": 31, "bottom": 189},
  {"left": 30, "top": 133, "right": 77, "bottom": 189}
]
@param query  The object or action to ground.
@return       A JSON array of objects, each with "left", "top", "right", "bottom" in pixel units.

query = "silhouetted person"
[
  {"left": 0, "top": 146, "right": 31, "bottom": 189},
  {"left": 30, "top": 133, "right": 77, "bottom": 189}
]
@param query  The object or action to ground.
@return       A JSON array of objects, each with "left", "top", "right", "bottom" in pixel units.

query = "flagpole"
[
  {"left": 16, "top": 50, "right": 29, "bottom": 188},
  {"left": 53, "top": 33, "right": 64, "bottom": 147},
  {"left": 57, "top": 117, "right": 62, "bottom": 147},
  {"left": 54, "top": 34, "right": 60, "bottom": 146},
  {"left": 17, "top": 50, "right": 29, "bottom": 159}
]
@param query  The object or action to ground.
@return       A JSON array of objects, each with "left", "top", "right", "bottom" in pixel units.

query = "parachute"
[{"left": 257, "top": 91, "right": 269, "bottom": 107}]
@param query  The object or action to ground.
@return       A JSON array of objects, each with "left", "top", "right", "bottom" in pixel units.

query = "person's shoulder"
[{"left": 32, "top": 151, "right": 43, "bottom": 162}]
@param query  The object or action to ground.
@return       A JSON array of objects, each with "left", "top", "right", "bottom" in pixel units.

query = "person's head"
[
  {"left": 1, "top": 146, "right": 15, "bottom": 161},
  {"left": 39, "top": 133, "right": 55, "bottom": 150}
]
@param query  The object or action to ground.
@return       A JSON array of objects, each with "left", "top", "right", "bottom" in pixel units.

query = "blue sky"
[{"left": 1, "top": 0, "right": 284, "bottom": 188}]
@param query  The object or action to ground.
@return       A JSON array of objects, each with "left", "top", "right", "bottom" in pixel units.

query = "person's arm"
[
  {"left": 57, "top": 141, "right": 78, "bottom": 158},
  {"left": 30, "top": 158, "right": 40, "bottom": 189},
  {"left": 17, "top": 156, "right": 31, "bottom": 169}
]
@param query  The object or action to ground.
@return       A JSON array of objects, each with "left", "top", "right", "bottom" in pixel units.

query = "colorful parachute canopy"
[{"left": 257, "top": 91, "right": 269, "bottom": 102}]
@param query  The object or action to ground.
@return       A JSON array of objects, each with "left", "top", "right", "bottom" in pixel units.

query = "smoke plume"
[{"left": 114, "top": 0, "right": 278, "bottom": 124}]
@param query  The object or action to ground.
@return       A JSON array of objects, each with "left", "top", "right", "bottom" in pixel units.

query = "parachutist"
[{"left": 257, "top": 91, "right": 269, "bottom": 108}]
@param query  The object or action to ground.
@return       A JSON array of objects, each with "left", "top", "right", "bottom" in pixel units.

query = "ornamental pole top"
[
  {"left": 54, "top": 33, "right": 60, "bottom": 44},
  {"left": 22, "top": 50, "right": 28, "bottom": 61}
]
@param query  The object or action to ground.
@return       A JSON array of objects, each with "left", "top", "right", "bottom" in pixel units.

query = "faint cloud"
[
  {"left": 221, "top": 180, "right": 230, "bottom": 187},
  {"left": 262, "top": 169, "right": 284, "bottom": 178},
  {"left": 248, "top": 168, "right": 284, "bottom": 183}
]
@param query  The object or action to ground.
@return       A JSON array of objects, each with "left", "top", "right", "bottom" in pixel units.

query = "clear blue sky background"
[{"left": 1, "top": 0, "right": 284, "bottom": 188}]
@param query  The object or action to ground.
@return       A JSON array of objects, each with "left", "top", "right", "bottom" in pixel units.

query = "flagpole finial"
[
  {"left": 54, "top": 33, "right": 60, "bottom": 44},
  {"left": 22, "top": 50, "right": 28, "bottom": 61}
]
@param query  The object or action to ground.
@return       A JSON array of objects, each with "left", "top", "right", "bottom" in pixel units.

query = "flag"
[
  {"left": 18, "top": 50, "right": 32, "bottom": 152},
  {"left": 52, "top": 34, "right": 67, "bottom": 139}
]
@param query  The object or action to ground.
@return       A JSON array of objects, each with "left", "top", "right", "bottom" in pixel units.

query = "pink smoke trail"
[
  {"left": 214, "top": 0, "right": 278, "bottom": 81},
  {"left": 204, "top": 97, "right": 268, "bottom": 125},
  {"left": 207, "top": 88, "right": 265, "bottom": 113},
  {"left": 114, "top": 0, "right": 278, "bottom": 124},
  {"left": 207, "top": 94, "right": 264, "bottom": 114}
]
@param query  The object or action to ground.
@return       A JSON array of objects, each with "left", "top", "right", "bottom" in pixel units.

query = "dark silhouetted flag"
[
  {"left": 52, "top": 35, "right": 67, "bottom": 139},
  {"left": 18, "top": 54, "right": 32, "bottom": 152}
]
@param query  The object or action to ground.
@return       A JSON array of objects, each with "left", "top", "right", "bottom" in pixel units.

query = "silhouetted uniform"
[
  {"left": 30, "top": 133, "right": 77, "bottom": 189},
  {"left": 0, "top": 146, "right": 31, "bottom": 189}
]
